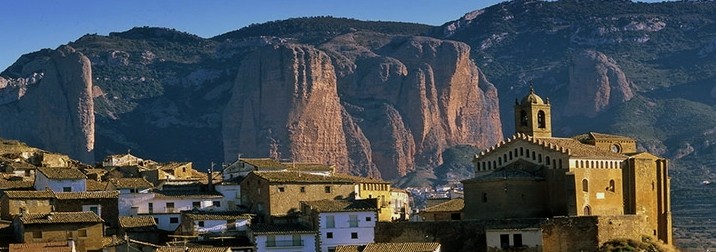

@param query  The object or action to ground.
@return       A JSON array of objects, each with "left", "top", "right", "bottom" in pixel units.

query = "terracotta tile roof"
[
  {"left": 153, "top": 190, "right": 222, "bottom": 200},
  {"left": 156, "top": 247, "right": 231, "bottom": 252},
  {"left": 183, "top": 211, "right": 252, "bottom": 221},
  {"left": 282, "top": 162, "right": 334, "bottom": 172},
  {"left": 422, "top": 199, "right": 464, "bottom": 213},
  {"left": 241, "top": 158, "right": 287, "bottom": 170},
  {"left": 19, "top": 211, "right": 104, "bottom": 224},
  {"left": 109, "top": 177, "right": 154, "bottom": 189},
  {"left": 333, "top": 173, "right": 390, "bottom": 184},
  {"left": 119, "top": 216, "right": 157, "bottom": 228},
  {"left": 9, "top": 242, "right": 73, "bottom": 252},
  {"left": 573, "top": 132, "right": 635, "bottom": 141},
  {"left": 0, "top": 180, "right": 34, "bottom": 190},
  {"left": 251, "top": 223, "right": 316, "bottom": 235},
  {"left": 159, "top": 162, "right": 192, "bottom": 171},
  {"left": 361, "top": 242, "right": 441, "bottom": 252},
  {"left": 538, "top": 137, "right": 626, "bottom": 158},
  {"left": 2, "top": 190, "right": 55, "bottom": 199},
  {"left": 55, "top": 191, "right": 119, "bottom": 200},
  {"left": 253, "top": 171, "right": 355, "bottom": 184},
  {"left": 37, "top": 167, "right": 87, "bottom": 180},
  {"left": 335, "top": 245, "right": 361, "bottom": 252},
  {"left": 303, "top": 199, "right": 378, "bottom": 213},
  {"left": 86, "top": 180, "right": 108, "bottom": 191},
  {"left": 83, "top": 168, "right": 107, "bottom": 175}
]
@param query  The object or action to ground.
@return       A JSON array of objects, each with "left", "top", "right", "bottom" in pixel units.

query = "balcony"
[{"left": 266, "top": 240, "right": 304, "bottom": 247}]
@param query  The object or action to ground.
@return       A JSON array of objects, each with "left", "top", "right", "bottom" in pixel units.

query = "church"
[{"left": 463, "top": 87, "right": 672, "bottom": 246}]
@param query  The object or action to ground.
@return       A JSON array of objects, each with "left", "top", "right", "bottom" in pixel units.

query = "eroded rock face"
[
  {"left": 565, "top": 49, "right": 634, "bottom": 118},
  {"left": 0, "top": 45, "right": 95, "bottom": 163},
  {"left": 222, "top": 44, "right": 350, "bottom": 172}
]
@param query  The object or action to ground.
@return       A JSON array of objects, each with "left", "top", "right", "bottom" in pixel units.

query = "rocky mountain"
[{"left": 0, "top": 20, "right": 501, "bottom": 180}]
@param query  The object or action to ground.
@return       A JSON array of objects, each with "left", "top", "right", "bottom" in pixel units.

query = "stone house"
[
  {"left": 418, "top": 198, "right": 463, "bottom": 221},
  {"left": 222, "top": 158, "right": 287, "bottom": 181},
  {"left": 347, "top": 175, "right": 392, "bottom": 222},
  {"left": 118, "top": 216, "right": 160, "bottom": 245},
  {"left": 301, "top": 199, "right": 378, "bottom": 252},
  {"left": 240, "top": 171, "right": 356, "bottom": 224},
  {"left": 34, "top": 167, "right": 87, "bottom": 192},
  {"left": 0, "top": 190, "right": 55, "bottom": 220},
  {"left": 463, "top": 88, "right": 672, "bottom": 249},
  {"left": 13, "top": 211, "right": 104, "bottom": 252},
  {"left": 102, "top": 153, "right": 145, "bottom": 167},
  {"left": 54, "top": 191, "right": 120, "bottom": 234},
  {"left": 389, "top": 188, "right": 410, "bottom": 221},
  {"left": 250, "top": 223, "right": 317, "bottom": 252}
]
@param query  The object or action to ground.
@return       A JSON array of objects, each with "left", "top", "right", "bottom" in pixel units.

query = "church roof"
[
  {"left": 572, "top": 132, "right": 635, "bottom": 143},
  {"left": 519, "top": 86, "right": 546, "bottom": 105},
  {"left": 479, "top": 133, "right": 627, "bottom": 160}
]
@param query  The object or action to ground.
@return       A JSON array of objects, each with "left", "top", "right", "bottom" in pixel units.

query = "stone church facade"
[{"left": 463, "top": 87, "right": 672, "bottom": 246}]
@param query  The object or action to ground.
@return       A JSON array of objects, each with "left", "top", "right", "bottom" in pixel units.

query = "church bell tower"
[{"left": 514, "top": 86, "right": 552, "bottom": 138}]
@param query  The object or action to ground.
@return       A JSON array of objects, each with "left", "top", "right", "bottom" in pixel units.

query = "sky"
[{"left": 1, "top": 0, "right": 666, "bottom": 72}]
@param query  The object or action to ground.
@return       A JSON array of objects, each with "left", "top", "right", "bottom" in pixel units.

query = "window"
[
  {"left": 170, "top": 217, "right": 179, "bottom": 223},
  {"left": 584, "top": 205, "right": 591, "bottom": 216},
  {"left": 266, "top": 235, "right": 276, "bottom": 247},
  {"left": 278, "top": 187, "right": 285, "bottom": 192},
  {"left": 482, "top": 193, "right": 488, "bottom": 203},
  {"left": 292, "top": 234, "right": 302, "bottom": 246},
  {"left": 582, "top": 179, "right": 589, "bottom": 192},
  {"left": 32, "top": 231, "right": 42, "bottom": 239},
  {"left": 326, "top": 215, "right": 335, "bottom": 228},
  {"left": 300, "top": 186, "right": 306, "bottom": 193},
  {"left": 326, "top": 232, "right": 333, "bottom": 239},
  {"left": 148, "top": 203, "right": 153, "bottom": 213},
  {"left": 192, "top": 202, "right": 201, "bottom": 209},
  {"left": 349, "top": 214, "right": 359, "bottom": 227},
  {"left": 365, "top": 216, "right": 372, "bottom": 222},
  {"left": 451, "top": 213, "right": 461, "bottom": 220},
  {"left": 514, "top": 234, "right": 523, "bottom": 247},
  {"left": 325, "top": 186, "right": 331, "bottom": 193},
  {"left": 520, "top": 110, "right": 528, "bottom": 126},
  {"left": 78, "top": 229, "right": 87, "bottom": 237},
  {"left": 213, "top": 201, "right": 221, "bottom": 207},
  {"left": 537, "top": 110, "right": 546, "bottom": 128},
  {"left": 198, "top": 221, "right": 205, "bottom": 227},
  {"left": 500, "top": 234, "right": 510, "bottom": 249},
  {"left": 608, "top": 179, "right": 616, "bottom": 192},
  {"left": 351, "top": 232, "right": 358, "bottom": 239},
  {"left": 63, "top": 187, "right": 71, "bottom": 192}
]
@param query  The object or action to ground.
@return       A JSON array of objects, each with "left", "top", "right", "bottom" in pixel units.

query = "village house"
[
  {"left": 53, "top": 191, "right": 120, "bottom": 234},
  {"left": 34, "top": 167, "right": 87, "bottom": 192},
  {"left": 135, "top": 190, "right": 224, "bottom": 231},
  {"left": 347, "top": 175, "right": 392, "bottom": 222},
  {"left": 177, "top": 210, "right": 252, "bottom": 239},
  {"left": 102, "top": 153, "right": 146, "bottom": 167},
  {"left": 300, "top": 199, "right": 378, "bottom": 252},
  {"left": 389, "top": 188, "right": 410, "bottom": 221},
  {"left": 0, "top": 157, "right": 36, "bottom": 181},
  {"left": 214, "top": 180, "right": 242, "bottom": 211},
  {"left": 418, "top": 198, "right": 463, "bottom": 221},
  {"left": 0, "top": 190, "right": 55, "bottom": 220},
  {"left": 250, "top": 223, "right": 317, "bottom": 252},
  {"left": 222, "top": 158, "right": 288, "bottom": 181},
  {"left": 240, "top": 171, "right": 356, "bottom": 224},
  {"left": 13, "top": 211, "right": 105, "bottom": 252},
  {"left": 118, "top": 216, "right": 160, "bottom": 245}
]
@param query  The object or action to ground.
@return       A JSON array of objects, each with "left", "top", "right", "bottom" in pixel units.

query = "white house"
[
  {"left": 102, "top": 153, "right": 146, "bottom": 167},
  {"left": 485, "top": 228, "right": 542, "bottom": 250},
  {"left": 251, "top": 223, "right": 317, "bottom": 252},
  {"left": 178, "top": 210, "right": 251, "bottom": 239},
  {"left": 34, "top": 167, "right": 87, "bottom": 192},
  {"left": 136, "top": 190, "right": 224, "bottom": 231},
  {"left": 301, "top": 199, "right": 378, "bottom": 252},
  {"left": 214, "top": 183, "right": 242, "bottom": 211},
  {"left": 106, "top": 178, "right": 155, "bottom": 216},
  {"left": 390, "top": 188, "right": 411, "bottom": 221},
  {"left": 222, "top": 158, "right": 287, "bottom": 181}
]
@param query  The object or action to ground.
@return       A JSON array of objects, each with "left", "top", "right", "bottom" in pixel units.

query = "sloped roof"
[
  {"left": 422, "top": 199, "right": 464, "bottom": 213},
  {"left": 119, "top": 216, "right": 157, "bottom": 228},
  {"left": 9, "top": 242, "right": 73, "bottom": 252},
  {"left": 0, "top": 180, "right": 34, "bottom": 190},
  {"left": 241, "top": 158, "right": 287, "bottom": 170},
  {"left": 252, "top": 171, "right": 355, "bottom": 184},
  {"left": 283, "top": 162, "right": 334, "bottom": 172},
  {"left": 361, "top": 242, "right": 441, "bottom": 252},
  {"left": 335, "top": 245, "right": 361, "bottom": 252},
  {"left": 183, "top": 211, "right": 252, "bottom": 221},
  {"left": 19, "top": 211, "right": 103, "bottom": 224},
  {"left": 303, "top": 199, "right": 378, "bottom": 213},
  {"left": 55, "top": 191, "right": 119, "bottom": 200},
  {"left": 251, "top": 223, "right": 315, "bottom": 235},
  {"left": 573, "top": 132, "right": 635, "bottom": 142},
  {"left": 333, "top": 173, "right": 390, "bottom": 184},
  {"left": 159, "top": 162, "right": 192, "bottom": 171},
  {"left": 109, "top": 177, "right": 153, "bottom": 189},
  {"left": 36, "top": 167, "right": 87, "bottom": 180},
  {"left": 3, "top": 190, "right": 55, "bottom": 199},
  {"left": 153, "top": 190, "right": 222, "bottom": 200},
  {"left": 86, "top": 180, "right": 108, "bottom": 191},
  {"left": 538, "top": 137, "right": 626, "bottom": 159}
]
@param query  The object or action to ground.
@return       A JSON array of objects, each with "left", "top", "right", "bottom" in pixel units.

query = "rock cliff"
[
  {"left": 565, "top": 50, "right": 634, "bottom": 118},
  {"left": 0, "top": 45, "right": 94, "bottom": 163}
]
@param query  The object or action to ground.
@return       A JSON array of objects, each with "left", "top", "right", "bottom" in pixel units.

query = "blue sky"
[{"left": 1, "top": 0, "right": 666, "bottom": 71}]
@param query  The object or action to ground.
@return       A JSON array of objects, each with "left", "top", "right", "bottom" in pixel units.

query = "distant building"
[
  {"left": 53, "top": 191, "right": 120, "bottom": 234},
  {"left": 34, "top": 167, "right": 87, "bottom": 192},
  {"left": 12, "top": 211, "right": 104, "bottom": 251},
  {"left": 102, "top": 153, "right": 146, "bottom": 167},
  {"left": 0, "top": 190, "right": 55, "bottom": 220},
  {"left": 301, "top": 199, "right": 378, "bottom": 252},
  {"left": 419, "top": 198, "right": 463, "bottom": 221},
  {"left": 136, "top": 190, "right": 223, "bottom": 231},
  {"left": 390, "top": 188, "right": 410, "bottom": 221}
]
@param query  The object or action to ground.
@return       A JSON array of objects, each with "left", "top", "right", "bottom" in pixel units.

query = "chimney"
[{"left": 67, "top": 238, "right": 76, "bottom": 252}]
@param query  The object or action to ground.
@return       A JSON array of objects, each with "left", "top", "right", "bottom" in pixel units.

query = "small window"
[
  {"left": 500, "top": 234, "right": 510, "bottom": 249},
  {"left": 148, "top": 203, "right": 153, "bottom": 213},
  {"left": 300, "top": 186, "right": 306, "bottom": 193},
  {"left": 170, "top": 217, "right": 179, "bottom": 223},
  {"left": 608, "top": 179, "right": 616, "bottom": 192},
  {"left": 514, "top": 234, "right": 523, "bottom": 247},
  {"left": 351, "top": 232, "right": 358, "bottom": 239},
  {"left": 482, "top": 193, "right": 488, "bottom": 203},
  {"left": 325, "top": 186, "right": 331, "bottom": 193},
  {"left": 537, "top": 110, "right": 546, "bottom": 128},
  {"left": 278, "top": 187, "right": 285, "bottom": 192},
  {"left": 365, "top": 216, "right": 372, "bottom": 222},
  {"left": 451, "top": 213, "right": 461, "bottom": 220},
  {"left": 326, "top": 232, "right": 333, "bottom": 239},
  {"left": 213, "top": 201, "right": 221, "bottom": 207},
  {"left": 192, "top": 202, "right": 201, "bottom": 208},
  {"left": 166, "top": 202, "right": 175, "bottom": 208},
  {"left": 78, "top": 229, "right": 87, "bottom": 237},
  {"left": 198, "top": 221, "right": 205, "bottom": 227},
  {"left": 582, "top": 179, "right": 589, "bottom": 192},
  {"left": 32, "top": 231, "right": 42, "bottom": 239},
  {"left": 63, "top": 187, "right": 71, "bottom": 192},
  {"left": 326, "top": 215, "right": 335, "bottom": 228}
]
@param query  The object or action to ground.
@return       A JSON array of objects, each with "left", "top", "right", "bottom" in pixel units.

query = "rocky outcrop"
[
  {"left": 0, "top": 45, "right": 95, "bottom": 163},
  {"left": 565, "top": 49, "right": 634, "bottom": 118},
  {"left": 222, "top": 44, "right": 350, "bottom": 172}
]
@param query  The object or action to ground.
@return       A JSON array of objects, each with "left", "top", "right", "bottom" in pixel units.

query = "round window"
[{"left": 610, "top": 144, "right": 621, "bottom": 153}]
